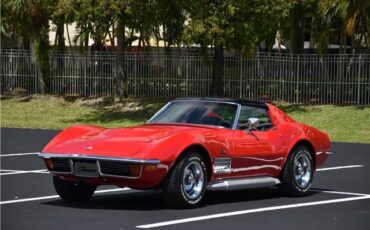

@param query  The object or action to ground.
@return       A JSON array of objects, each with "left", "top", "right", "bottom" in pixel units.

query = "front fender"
[
  {"left": 42, "top": 125, "right": 106, "bottom": 152},
  {"left": 136, "top": 129, "right": 233, "bottom": 175}
]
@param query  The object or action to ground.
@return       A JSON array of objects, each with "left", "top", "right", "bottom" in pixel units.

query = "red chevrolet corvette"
[{"left": 39, "top": 98, "right": 333, "bottom": 208}]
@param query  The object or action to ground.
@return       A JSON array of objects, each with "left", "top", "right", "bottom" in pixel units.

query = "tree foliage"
[
  {"left": 2, "top": 0, "right": 53, "bottom": 93},
  {"left": 1, "top": 0, "right": 369, "bottom": 96},
  {"left": 2, "top": 0, "right": 369, "bottom": 53}
]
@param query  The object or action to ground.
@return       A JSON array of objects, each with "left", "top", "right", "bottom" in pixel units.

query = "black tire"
[
  {"left": 53, "top": 176, "right": 97, "bottom": 202},
  {"left": 162, "top": 153, "right": 207, "bottom": 208},
  {"left": 279, "top": 145, "right": 314, "bottom": 197}
]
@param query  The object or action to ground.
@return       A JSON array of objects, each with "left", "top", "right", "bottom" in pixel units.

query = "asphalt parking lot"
[{"left": 1, "top": 127, "right": 370, "bottom": 230}]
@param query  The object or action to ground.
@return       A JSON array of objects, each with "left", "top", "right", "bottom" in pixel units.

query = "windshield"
[{"left": 148, "top": 100, "right": 238, "bottom": 128}]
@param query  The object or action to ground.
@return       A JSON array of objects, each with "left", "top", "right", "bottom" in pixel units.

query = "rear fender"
[{"left": 283, "top": 124, "right": 329, "bottom": 170}]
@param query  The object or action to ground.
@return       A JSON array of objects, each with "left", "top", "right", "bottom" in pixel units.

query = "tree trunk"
[
  {"left": 309, "top": 17, "right": 316, "bottom": 49},
  {"left": 128, "top": 28, "right": 134, "bottom": 51},
  {"left": 210, "top": 44, "right": 224, "bottom": 96},
  {"left": 31, "top": 36, "right": 50, "bottom": 94},
  {"left": 84, "top": 24, "right": 89, "bottom": 51},
  {"left": 339, "top": 21, "right": 347, "bottom": 54},
  {"left": 56, "top": 22, "right": 65, "bottom": 76},
  {"left": 66, "top": 24, "right": 73, "bottom": 48},
  {"left": 108, "top": 30, "right": 114, "bottom": 48},
  {"left": 115, "top": 17, "right": 128, "bottom": 101},
  {"left": 30, "top": 18, "right": 50, "bottom": 95},
  {"left": 56, "top": 22, "right": 65, "bottom": 52},
  {"left": 289, "top": 2, "right": 305, "bottom": 54}
]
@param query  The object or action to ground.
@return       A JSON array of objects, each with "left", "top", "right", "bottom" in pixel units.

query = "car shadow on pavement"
[
  {"left": 205, "top": 187, "right": 320, "bottom": 206},
  {"left": 42, "top": 190, "right": 167, "bottom": 211},
  {"left": 41, "top": 187, "right": 320, "bottom": 211}
]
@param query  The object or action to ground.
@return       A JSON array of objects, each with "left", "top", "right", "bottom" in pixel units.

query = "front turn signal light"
[
  {"left": 129, "top": 164, "right": 141, "bottom": 177},
  {"left": 44, "top": 158, "right": 54, "bottom": 170},
  {"left": 144, "top": 165, "right": 157, "bottom": 172}
]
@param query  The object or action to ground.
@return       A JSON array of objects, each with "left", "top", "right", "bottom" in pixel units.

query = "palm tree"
[
  {"left": 319, "top": 0, "right": 370, "bottom": 52},
  {"left": 4, "top": 0, "right": 52, "bottom": 93},
  {"left": 343, "top": 0, "right": 370, "bottom": 49}
]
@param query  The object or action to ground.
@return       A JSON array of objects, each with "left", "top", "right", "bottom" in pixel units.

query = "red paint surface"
[{"left": 42, "top": 103, "right": 331, "bottom": 189}]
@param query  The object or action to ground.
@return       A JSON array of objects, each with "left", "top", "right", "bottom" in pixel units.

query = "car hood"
[{"left": 44, "top": 124, "right": 218, "bottom": 158}]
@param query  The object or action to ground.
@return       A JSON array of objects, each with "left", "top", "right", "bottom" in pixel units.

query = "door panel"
[{"left": 231, "top": 129, "right": 284, "bottom": 178}]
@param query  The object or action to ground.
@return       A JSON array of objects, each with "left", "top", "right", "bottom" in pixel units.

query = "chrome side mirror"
[
  {"left": 243, "top": 117, "right": 260, "bottom": 140},
  {"left": 248, "top": 117, "right": 260, "bottom": 130}
]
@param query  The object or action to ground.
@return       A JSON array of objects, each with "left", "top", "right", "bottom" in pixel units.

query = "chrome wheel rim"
[
  {"left": 294, "top": 151, "right": 312, "bottom": 189},
  {"left": 182, "top": 161, "right": 204, "bottom": 200}
]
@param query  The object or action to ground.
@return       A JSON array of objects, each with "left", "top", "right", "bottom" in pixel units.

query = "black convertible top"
[{"left": 175, "top": 97, "right": 267, "bottom": 108}]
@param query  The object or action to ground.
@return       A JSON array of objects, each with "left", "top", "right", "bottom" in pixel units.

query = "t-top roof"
[{"left": 175, "top": 97, "right": 267, "bottom": 108}]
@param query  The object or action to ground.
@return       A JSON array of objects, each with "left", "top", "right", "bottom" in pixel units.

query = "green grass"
[
  {"left": 1, "top": 95, "right": 369, "bottom": 144},
  {"left": 278, "top": 103, "right": 370, "bottom": 144},
  {"left": 0, "top": 95, "right": 166, "bottom": 129}
]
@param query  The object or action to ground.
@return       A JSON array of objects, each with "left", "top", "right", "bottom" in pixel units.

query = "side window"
[{"left": 237, "top": 105, "right": 272, "bottom": 131}]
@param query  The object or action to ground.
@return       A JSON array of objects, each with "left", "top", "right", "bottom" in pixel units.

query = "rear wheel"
[
  {"left": 53, "top": 176, "right": 97, "bottom": 202},
  {"left": 163, "top": 153, "right": 207, "bottom": 208},
  {"left": 280, "top": 145, "right": 314, "bottom": 196}
]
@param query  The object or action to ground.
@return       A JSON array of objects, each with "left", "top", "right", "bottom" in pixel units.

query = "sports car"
[{"left": 39, "top": 98, "right": 333, "bottom": 208}]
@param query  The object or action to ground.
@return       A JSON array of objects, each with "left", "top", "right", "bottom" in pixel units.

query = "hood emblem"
[{"left": 86, "top": 146, "right": 94, "bottom": 150}]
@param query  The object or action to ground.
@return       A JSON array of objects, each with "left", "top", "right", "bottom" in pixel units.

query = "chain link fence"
[{"left": 1, "top": 49, "right": 369, "bottom": 105}]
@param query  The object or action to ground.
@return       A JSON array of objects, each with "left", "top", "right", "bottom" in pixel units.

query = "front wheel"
[
  {"left": 279, "top": 146, "right": 314, "bottom": 196},
  {"left": 53, "top": 176, "right": 97, "bottom": 202},
  {"left": 163, "top": 153, "right": 207, "bottom": 208}
]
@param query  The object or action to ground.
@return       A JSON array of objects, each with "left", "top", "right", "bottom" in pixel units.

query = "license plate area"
[{"left": 74, "top": 161, "right": 98, "bottom": 177}]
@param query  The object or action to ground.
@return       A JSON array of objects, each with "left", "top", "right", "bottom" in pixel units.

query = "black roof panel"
[{"left": 175, "top": 97, "right": 267, "bottom": 108}]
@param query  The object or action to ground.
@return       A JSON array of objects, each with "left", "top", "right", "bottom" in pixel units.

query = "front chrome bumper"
[
  {"left": 38, "top": 153, "right": 161, "bottom": 164},
  {"left": 326, "top": 151, "right": 335, "bottom": 156},
  {"left": 38, "top": 152, "right": 160, "bottom": 179}
]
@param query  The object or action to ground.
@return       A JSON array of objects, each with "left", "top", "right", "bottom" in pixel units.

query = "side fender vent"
[{"left": 213, "top": 158, "right": 231, "bottom": 174}]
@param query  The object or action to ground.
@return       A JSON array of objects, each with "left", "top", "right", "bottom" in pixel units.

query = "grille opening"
[
  {"left": 73, "top": 159, "right": 96, "bottom": 164},
  {"left": 51, "top": 158, "right": 71, "bottom": 172},
  {"left": 99, "top": 161, "right": 136, "bottom": 177}
]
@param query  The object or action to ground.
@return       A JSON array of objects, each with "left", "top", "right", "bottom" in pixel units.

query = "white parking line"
[
  {"left": 0, "top": 188, "right": 131, "bottom": 205},
  {"left": 0, "top": 152, "right": 39, "bottom": 157},
  {"left": 314, "top": 190, "right": 370, "bottom": 197},
  {"left": 317, "top": 165, "right": 364, "bottom": 171},
  {"left": 0, "top": 169, "right": 48, "bottom": 176},
  {"left": 136, "top": 194, "right": 370, "bottom": 229}
]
